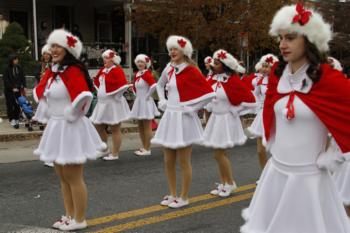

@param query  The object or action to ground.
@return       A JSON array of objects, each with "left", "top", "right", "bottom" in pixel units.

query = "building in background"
[{"left": 0, "top": 0, "right": 137, "bottom": 79}]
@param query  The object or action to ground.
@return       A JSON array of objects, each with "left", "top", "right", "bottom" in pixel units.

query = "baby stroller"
[{"left": 17, "top": 95, "right": 34, "bottom": 131}]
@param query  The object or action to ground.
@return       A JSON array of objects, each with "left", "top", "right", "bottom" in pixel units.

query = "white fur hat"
[
  {"left": 328, "top": 57, "right": 343, "bottom": 71},
  {"left": 213, "top": 49, "right": 246, "bottom": 74},
  {"left": 134, "top": 54, "right": 152, "bottom": 69},
  {"left": 269, "top": 4, "right": 332, "bottom": 52},
  {"left": 204, "top": 56, "right": 214, "bottom": 67},
  {"left": 41, "top": 44, "right": 51, "bottom": 55},
  {"left": 166, "top": 35, "right": 193, "bottom": 58},
  {"left": 102, "top": 49, "right": 121, "bottom": 65},
  {"left": 47, "top": 29, "right": 82, "bottom": 59},
  {"left": 255, "top": 54, "right": 279, "bottom": 71}
]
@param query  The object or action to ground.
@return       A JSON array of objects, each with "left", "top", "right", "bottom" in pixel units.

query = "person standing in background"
[{"left": 3, "top": 54, "right": 26, "bottom": 129}]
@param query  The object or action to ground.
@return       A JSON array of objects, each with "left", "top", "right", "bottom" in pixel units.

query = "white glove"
[
  {"left": 158, "top": 100, "right": 167, "bottom": 111},
  {"left": 182, "top": 105, "right": 195, "bottom": 115},
  {"left": 114, "top": 92, "right": 124, "bottom": 102},
  {"left": 316, "top": 144, "right": 345, "bottom": 173},
  {"left": 63, "top": 105, "right": 80, "bottom": 123},
  {"left": 204, "top": 102, "right": 213, "bottom": 112},
  {"left": 229, "top": 106, "right": 240, "bottom": 117}
]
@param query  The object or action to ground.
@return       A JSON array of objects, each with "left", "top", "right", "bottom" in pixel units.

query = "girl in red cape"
[
  {"left": 90, "top": 49, "right": 131, "bottom": 161},
  {"left": 202, "top": 49, "right": 255, "bottom": 197},
  {"left": 33, "top": 29, "right": 106, "bottom": 231},
  {"left": 151, "top": 35, "right": 215, "bottom": 208},
  {"left": 130, "top": 54, "right": 160, "bottom": 156},
  {"left": 241, "top": 4, "right": 350, "bottom": 233},
  {"left": 247, "top": 54, "right": 279, "bottom": 170}
]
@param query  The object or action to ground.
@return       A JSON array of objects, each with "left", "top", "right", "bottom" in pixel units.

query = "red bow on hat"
[
  {"left": 177, "top": 39, "right": 187, "bottom": 48},
  {"left": 265, "top": 56, "right": 274, "bottom": 64},
  {"left": 292, "top": 3, "right": 312, "bottom": 26},
  {"left": 66, "top": 36, "right": 77, "bottom": 48},
  {"left": 108, "top": 51, "right": 115, "bottom": 59},
  {"left": 217, "top": 51, "right": 227, "bottom": 60},
  {"left": 145, "top": 56, "right": 150, "bottom": 63}
]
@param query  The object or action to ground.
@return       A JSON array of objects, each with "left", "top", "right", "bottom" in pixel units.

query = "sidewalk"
[
  {"left": 0, "top": 117, "right": 139, "bottom": 142},
  {"left": 0, "top": 132, "right": 161, "bottom": 164}
]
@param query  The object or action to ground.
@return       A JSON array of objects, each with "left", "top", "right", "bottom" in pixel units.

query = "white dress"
[
  {"left": 34, "top": 66, "right": 106, "bottom": 165},
  {"left": 202, "top": 74, "right": 247, "bottom": 149},
  {"left": 241, "top": 64, "right": 350, "bottom": 233},
  {"left": 332, "top": 138, "right": 350, "bottom": 205},
  {"left": 90, "top": 66, "right": 131, "bottom": 125},
  {"left": 32, "top": 90, "right": 50, "bottom": 124},
  {"left": 151, "top": 63, "right": 213, "bottom": 149},
  {"left": 130, "top": 70, "right": 160, "bottom": 120},
  {"left": 247, "top": 74, "right": 268, "bottom": 138}
]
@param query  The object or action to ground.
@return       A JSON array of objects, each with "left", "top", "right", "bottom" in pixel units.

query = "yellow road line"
[
  {"left": 93, "top": 192, "right": 254, "bottom": 233},
  {"left": 88, "top": 183, "right": 256, "bottom": 226}
]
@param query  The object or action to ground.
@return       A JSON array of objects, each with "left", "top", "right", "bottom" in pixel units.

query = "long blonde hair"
[{"left": 184, "top": 56, "right": 197, "bottom": 67}]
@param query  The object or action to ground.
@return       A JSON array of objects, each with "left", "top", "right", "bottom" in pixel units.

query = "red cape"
[
  {"left": 209, "top": 74, "right": 255, "bottom": 106},
  {"left": 175, "top": 65, "right": 215, "bottom": 104},
  {"left": 34, "top": 66, "right": 90, "bottom": 103},
  {"left": 132, "top": 70, "right": 156, "bottom": 93},
  {"left": 94, "top": 66, "right": 128, "bottom": 94},
  {"left": 263, "top": 63, "right": 350, "bottom": 153},
  {"left": 241, "top": 73, "right": 256, "bottom": 91}
]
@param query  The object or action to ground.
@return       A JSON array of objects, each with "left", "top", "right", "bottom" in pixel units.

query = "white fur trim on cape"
[
  {"left": 106, "top": 84, "right": 131, "bottom": 96},
  {"left": 269, "top": 4, "right": 332, "bottom": 52},
  {"left": 47, "top": 29, "right": 82, "bottom": 59},
  {"left": 134, "top": 54, "right": 152, "bottom": 69},
  {"left": 166, "top": 35, "right": 193, "bottom": 58},
  {"left": 180, "top": 92, "right": 216, "bottom": 106},
  {"left": 64, "top": 91, "right": 93, "bottom": 122},
  {"left": 213, "top": 49, "right": 246, "bottom": 74}
]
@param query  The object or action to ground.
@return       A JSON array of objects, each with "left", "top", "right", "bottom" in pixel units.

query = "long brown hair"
[{"left": 274, "top": 36, "right": 327, "bottom": 82}]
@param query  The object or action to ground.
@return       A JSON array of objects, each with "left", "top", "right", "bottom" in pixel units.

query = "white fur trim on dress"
[
  {"left": 166, "top": 35, "right": 193, "bottom": 58},
  {"left": 47, "top": 29, "right": 82, "bottom": 59},
  {"left": 134, "top": 54, "right": 152, "bottom": 69},
  {"left": 102, "top": 49, "right": 122, "bottom": 65},
  {"left": 213, "top": 49, "right": 246, "bottom": 74},
  {"left": 269, "top": 4, "right": 332, "bottom": 52},
  {"left": 41, "top": 44, "right": 51, "bottom": 55}
]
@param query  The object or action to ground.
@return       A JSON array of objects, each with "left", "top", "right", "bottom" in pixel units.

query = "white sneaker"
[
  {"left": 52, "top": 215, "right": 69, "bottom": 229},
  {"left": 134, "top": 149, "right": 151, "bottom": 156},
  {"left": 210, "top": 183, "right": 224, "bottom": 195},
  {"left": 160, "top": 195, "right": 176, "bottom": 206},
  {"left": 10, "top": 119, "right": 16, "bottom": 126},
  {"left": 102, "top": 154, "right": 119, "bottom": 161},
  {"left": 59, "top": 219, "right": 87, "bottom": 231},
  {"left": 96, "top": 148, "right": 110, "bottom": 158},
  {"left": 168, "top": 197, "right": 189, "bottom": 208},
  {"left": 44, "top": 162, "right": 54, "bottom": 167},
  {"left": 218, "top": 183, "right": 237, "bottom": 197}
]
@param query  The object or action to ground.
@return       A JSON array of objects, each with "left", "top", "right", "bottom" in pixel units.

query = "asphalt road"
[{"left": 0, "top": 139, "right": 262, "bottom": 233}]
